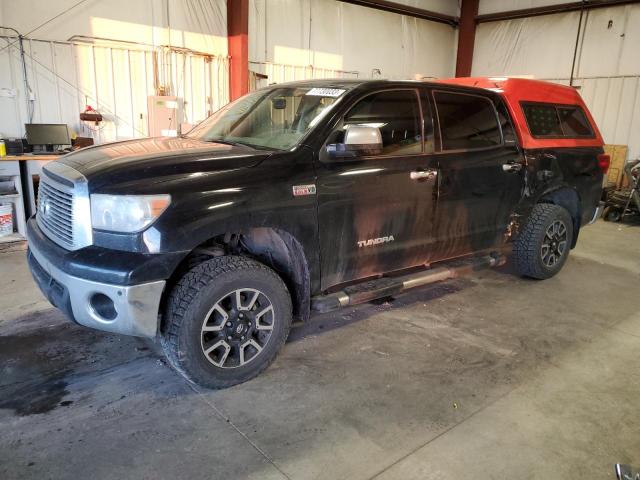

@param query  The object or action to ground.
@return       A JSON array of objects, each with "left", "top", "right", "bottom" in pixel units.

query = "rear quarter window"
[
  {"left": 521, "top": 102, "right": 594, "bottom": 138},
  {"left": 557, "top": 106, "right": 593, "bottom": 136}
]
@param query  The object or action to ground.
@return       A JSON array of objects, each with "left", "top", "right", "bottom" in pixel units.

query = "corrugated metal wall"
[{"left": 0, "top": 36, "right": 229, "bottom": 143}]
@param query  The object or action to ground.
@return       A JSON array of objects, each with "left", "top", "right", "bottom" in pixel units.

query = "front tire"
[
  {"left": 161, "top": 256, "right": 292, "bottom": 389},
  {"left": 513, "top": 204, "right": 573, "bottom": 279}
]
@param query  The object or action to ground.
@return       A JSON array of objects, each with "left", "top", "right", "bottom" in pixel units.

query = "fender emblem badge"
[
  {"left": 358, "top": 235, "right": 395, "bottom": 248},
  {"left": 292, "top": 184, "right": 316, "bottom": 196}
]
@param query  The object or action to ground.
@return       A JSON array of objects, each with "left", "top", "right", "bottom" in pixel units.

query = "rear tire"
[
  {"left": 513, "top": 204, "right": 573, "bottom": 280},
  {"left": 161, "top": 256, "right": 292, "bottom": 389}
]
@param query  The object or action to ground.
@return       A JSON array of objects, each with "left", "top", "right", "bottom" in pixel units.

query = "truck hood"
[{"left": 54, "top": 137, "right": 270, "bottom": 190}]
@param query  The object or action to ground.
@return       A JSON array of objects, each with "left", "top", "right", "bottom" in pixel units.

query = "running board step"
[{"left": 311, "top": 253, "right": 507, "bottom": 313}]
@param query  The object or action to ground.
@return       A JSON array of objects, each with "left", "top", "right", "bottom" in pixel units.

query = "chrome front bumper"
[{"left": 27, "top": 231, "right": 165, "bottom": 338}]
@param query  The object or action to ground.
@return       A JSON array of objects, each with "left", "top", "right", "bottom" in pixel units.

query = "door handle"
[
  {"left": 502, "top": 163, "right": 523, "bottom": 173},
  {"left": 410, "top": 169, "right": 438, "bottom": 181}
]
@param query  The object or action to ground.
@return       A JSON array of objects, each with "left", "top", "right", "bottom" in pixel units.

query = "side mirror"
[{"left": 326, "top": 124, "right": 383, "bottom": 160}]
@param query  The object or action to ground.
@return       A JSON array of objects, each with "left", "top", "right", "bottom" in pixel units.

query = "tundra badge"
[{"left": 357, "top": 236, "right": 395, "bottom": 248}]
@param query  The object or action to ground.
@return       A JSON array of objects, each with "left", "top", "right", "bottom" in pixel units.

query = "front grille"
[
  {"left": 36, "top": 162, "right": 92, "bottom": 251},
  {"left": 37, "top": 179, "right": 74, "bottom": 248}
]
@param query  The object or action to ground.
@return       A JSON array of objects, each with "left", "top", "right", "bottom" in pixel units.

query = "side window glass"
[
  {"left": 343, "top": 90, "right": 422, "bottom": 155},
  {"left": 521, "top": 103, "right": 563, "bottom": 136},
  {"left": 557, "top": 106, "right": 593, "bottom": 137},
  {"left": 433, "top": 91, "right": 502, "bottom": 151},
  {"left": 522, "top": 102, "right": 595, "bottom": 138}
]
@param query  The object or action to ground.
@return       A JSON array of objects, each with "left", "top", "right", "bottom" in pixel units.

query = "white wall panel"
[
  {"left": 474, "top": 5, "right": 640, "bottom": 78},
  {"left": 341, "top": 3, "right": 406, "bottom": 77},
  {"left": 472, "top": 12, "right": 581, "bottom": 78},
  {"left": 577, "top": 7, "right": 640, "bottom": 77},
  {"left": 0, "top": 0, "right": 227, "bottom": 55},
  {"left": 307, "top": 0, "right": 344, "bottom": 70},
  {"left": 249, "top": 0, "right": 457, "bottom": 81},
  {"left": 618, "top": 7, "right": 640, "bottom": 76}
]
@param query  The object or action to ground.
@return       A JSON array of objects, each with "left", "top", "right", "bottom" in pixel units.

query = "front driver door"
[{"left": 316, "top": 88, "right": 438, "bottom": 291}]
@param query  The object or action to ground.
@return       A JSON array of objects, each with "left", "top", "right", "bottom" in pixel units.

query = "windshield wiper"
[
  {"left": 204, "top": 138, "right": 241, "bottom": 146},
  {"left": 204, "top": 138, "right": 281, "bottom": 152}
]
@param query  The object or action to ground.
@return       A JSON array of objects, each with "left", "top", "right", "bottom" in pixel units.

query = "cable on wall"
[
  {"left": 569, "top": 0, "right": 587, "bottom": 86},
  {"left": 0, "top": 27, "right": 34, "bottom": 126}
]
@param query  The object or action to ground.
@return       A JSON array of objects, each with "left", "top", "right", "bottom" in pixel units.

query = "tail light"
[{"left": 597, "top": 153, "right": 610, "bottom": 174}]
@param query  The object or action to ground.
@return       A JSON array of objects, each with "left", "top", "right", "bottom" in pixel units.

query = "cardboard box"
[{"left": 604, "top": 144, "right": 629, "bottom": 188}]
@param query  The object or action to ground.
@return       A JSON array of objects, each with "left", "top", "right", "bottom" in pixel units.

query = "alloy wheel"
[
  {"left": 541, "top": 219, "right": 568, "bottom": 268},
  {"left": 200, "top": 288, "right": 275, "bottom": 369}
]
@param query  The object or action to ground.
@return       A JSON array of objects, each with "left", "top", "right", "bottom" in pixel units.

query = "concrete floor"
[{"left": 0, "top": 220, "right": 638, "bottom": 480}]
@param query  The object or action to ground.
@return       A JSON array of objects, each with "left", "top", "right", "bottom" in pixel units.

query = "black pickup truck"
[{"left": 27, "top": 77, "right": 608, "bottom": 388}]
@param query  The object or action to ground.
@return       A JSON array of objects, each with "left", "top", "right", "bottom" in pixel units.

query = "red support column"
[
  {"left": 227, "top": 0, "right": 249, "bottom": 101},
  {"left": 455, "top": 0, "right": 479, "bottom": 77}
]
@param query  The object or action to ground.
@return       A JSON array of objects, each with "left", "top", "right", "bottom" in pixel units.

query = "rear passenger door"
[{"left": 430, "top": 89, "right": 525, "bottom": 259}]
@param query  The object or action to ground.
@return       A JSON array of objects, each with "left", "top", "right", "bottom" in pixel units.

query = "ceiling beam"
[
  {"left": 336, "top": 0, "right": 459, "bottom": 26},
  {"left": 477, "top": 0, "right": 640, "bottom": 23}
]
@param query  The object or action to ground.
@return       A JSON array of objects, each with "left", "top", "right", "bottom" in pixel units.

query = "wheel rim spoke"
[
  {"left": 240, "top": 339, "right": 263, "bottom": 366},
  {"left": 204, "top": 340, "right": 232, "bottom": 367},
  {"left": 234, "top": 290, "right": 243, "bottom": 310},
  {"left": 202, "top": 304, "right": 228, "bottom": 331},
  {"left": 246, "top": 291, "right": 260, "bottom": 310},
  {"left": 558, "top": 240, "right": 567, "bottom": 254},
  {"left": 202, "top": 324, "right": 223, "bottom": 332},
  {"left": 255, "top": 305, "right": 274, "bottom": 330},
  {"left": 234, "top": 289, "right": 262, "bottom": 311}
]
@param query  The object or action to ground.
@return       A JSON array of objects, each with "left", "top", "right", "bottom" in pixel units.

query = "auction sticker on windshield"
[{"left": 306, "top": 88, "right": 346, "bottom": 97}]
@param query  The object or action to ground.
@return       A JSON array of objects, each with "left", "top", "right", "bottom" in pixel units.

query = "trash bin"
[{"left": 0, "top": 203, "right": 13, "bottom": 236}]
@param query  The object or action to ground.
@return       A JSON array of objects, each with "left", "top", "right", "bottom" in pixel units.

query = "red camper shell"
[{"left": 438, "top": 77, "right": 604, "bottom": 151}]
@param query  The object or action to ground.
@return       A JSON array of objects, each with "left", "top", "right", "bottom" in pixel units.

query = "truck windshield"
[{"left": 187, "top": 87, "right": 346, "bottom": 150}]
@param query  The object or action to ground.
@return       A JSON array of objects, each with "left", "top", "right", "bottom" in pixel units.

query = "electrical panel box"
[{"left": 147, "top": 96, "right": 183, "bottom": 137}]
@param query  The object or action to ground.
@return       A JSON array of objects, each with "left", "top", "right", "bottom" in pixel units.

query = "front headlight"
[{"left": 90, "top": 194, "right": 171, "bottom": 233}]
